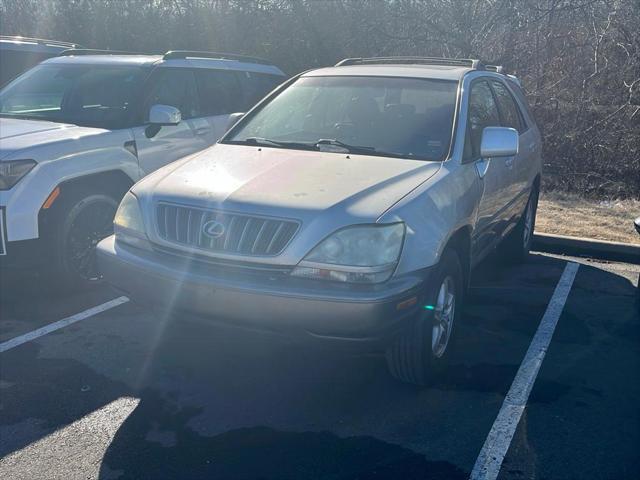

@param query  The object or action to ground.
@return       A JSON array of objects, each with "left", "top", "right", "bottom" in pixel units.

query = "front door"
[
  {"left": 490, "top": 79, "right": 532, "bottom": 220},
  {"left": 192, "top": 67, "right": 246, "bottom": 142},
  {"left": 466, "top": 79, "right": 513, "bottom": 259},
  {"left": 132, "top": 68, "right": 208, "bottom": 175}
]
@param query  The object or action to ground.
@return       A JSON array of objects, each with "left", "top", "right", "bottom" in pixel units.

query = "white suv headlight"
[
  {"left": 291, "top": 223, "right": 405, "bottom": 284},
  {"left": 114, "top": 192, "right": 149, "bottom": 248},
  {"left": 0, "top": 159, "right": 36, "bottom": 190}
]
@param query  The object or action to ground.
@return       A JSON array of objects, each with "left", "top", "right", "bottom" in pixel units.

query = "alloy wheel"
[
  {"left": 523, "top": 196, "right": 534, "bottom": 249},
  {"left": 431, "top": 276, "right": 456, "bottom": 358},
  {"left": 64, "top": 200, "right": 116, "bottom": 281}
]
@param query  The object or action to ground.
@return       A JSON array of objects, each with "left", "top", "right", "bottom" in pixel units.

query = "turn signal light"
[{"left": 42, "top": 186, "right": 60, "bottom": 209}]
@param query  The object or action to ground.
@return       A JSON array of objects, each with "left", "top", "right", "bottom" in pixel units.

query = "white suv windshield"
[
  {"left": 0, "top": 64, "right": 147, "bottom": 129},
  {"left": 227, "top": 76, "right": 458, "bottom": 161}
]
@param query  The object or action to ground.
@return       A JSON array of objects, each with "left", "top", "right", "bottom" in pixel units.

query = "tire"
[
  {"left": 500, "top": 186, "right": 538, "bottom": 264},
  {"left": 51, "top": 192, "right": 119, "bottom": 287},
  {"left": 386, "top": 248, "right": 464, "bottom": 386}
]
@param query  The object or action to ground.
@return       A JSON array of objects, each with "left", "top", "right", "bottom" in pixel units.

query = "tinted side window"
[
  {"left": 146, "top": 69, "right": 199, "bottom": 119},
  {"left": 195, "top": 69, "right": 243, "bottom": 116},
  {"left": 506, "top": 80, "right": 532, "bottom": 129},
  {"left": 238, "top": 71, "right": 284, "bottom": 110},
  {"left": 491, "top": 80, "right": 522, "bottom": 132},
  {"left": 464, "top": 80, "right": 500, "bottom": 160}
]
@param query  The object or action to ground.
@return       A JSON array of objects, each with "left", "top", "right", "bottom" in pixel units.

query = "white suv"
[{"left": 0, "top": 49, "right": 285, "bottom": 283}]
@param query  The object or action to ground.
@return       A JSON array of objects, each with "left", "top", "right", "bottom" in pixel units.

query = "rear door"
[
  {"left": 132, "top": 68, "right": 207, "bottom": 175},
  {"left": 465, "top": 79, "right": 513, "bottom": 259}
]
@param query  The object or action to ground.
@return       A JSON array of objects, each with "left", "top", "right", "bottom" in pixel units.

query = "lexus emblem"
[{"left": 202, "top": 220, "right": 226, "bottom": 239}]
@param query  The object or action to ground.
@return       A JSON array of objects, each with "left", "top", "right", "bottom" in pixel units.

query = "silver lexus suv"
[{"left": 97, "top": 57, "right": 542, "bottom": 385}]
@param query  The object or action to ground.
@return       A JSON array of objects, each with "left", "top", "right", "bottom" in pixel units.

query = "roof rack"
[
  {"left": 485, "top": 65, "right": 506, "bottom": 74},
  {"left": 335, "top": 56, "right": 485, "bottom": 69},
  {"left": 0, "top": 35, "right": 81, "bottom": 49},
  {"left": 59, "top": 48, "right": 147, "bottom": 57},
  {"left": 163, "top": 50, "right": 272, "bottom": 65}
]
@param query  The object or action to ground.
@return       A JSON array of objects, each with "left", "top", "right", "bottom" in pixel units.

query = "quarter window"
[
  {"left": 464, "top": 80, "right": 501, "bottom": 160},
  {"left": 491, "top": 80, "right": 522, "bottom": 132}
]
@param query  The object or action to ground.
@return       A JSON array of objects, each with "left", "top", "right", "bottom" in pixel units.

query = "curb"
[{"left": 533, "top": 232, "right": 640, "bottom": 264}]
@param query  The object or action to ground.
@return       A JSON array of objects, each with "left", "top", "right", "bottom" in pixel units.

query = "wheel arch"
[
  {"left": 441, "top": 224, "right": 472, "bottom": 290},
  {"left": 38, "top": 169, "right": 134, "bottom": 229}
]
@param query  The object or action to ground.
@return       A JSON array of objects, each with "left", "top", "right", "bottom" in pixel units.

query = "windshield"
[
  {"left": 226, "top": 76, "right": 458, "bottom": 161},
  {"left": 0, "top": 63, "right": 147, "bottom": 129}
]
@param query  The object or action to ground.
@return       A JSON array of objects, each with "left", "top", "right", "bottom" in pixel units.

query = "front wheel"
[
  {"left": 386, "top": 248, "right": 463, "bottom": 386},
  {"left": 54, "top": 193, "right": 119, "bottom": 285}
]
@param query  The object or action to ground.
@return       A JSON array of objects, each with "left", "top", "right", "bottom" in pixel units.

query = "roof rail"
[
  {"left": 335, "top": 56, "right": 485, "bottom": 69},
  {"left": 163, "top": 50, "right": 272, "bottom": 65},
  {"left": 0, "top": 35, "right": 81, "bottom": 49},
  {"left": 485, "top": 65, "right": 506, "bottom": 74},
  {"left": 59, "top": 48, "right": 147, "bottom": 57}
]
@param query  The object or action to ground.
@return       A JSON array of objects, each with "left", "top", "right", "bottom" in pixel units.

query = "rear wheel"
[
  {"left": 386, "top": 248, "right": 463, "bottom": 385},
  {"left": 53, "top": 193, "right": 119, "bottom": 286},
  {"left": 500, "top": 186, "right": 538, "bottom": 264}
]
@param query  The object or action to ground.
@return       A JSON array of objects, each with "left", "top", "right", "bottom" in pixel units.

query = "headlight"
[
  {"left": 291, "top": 223, "right": 405, "bottom": 284},
  {"left": 114, "top": 192, "right": 149, "bottom": 248},
  {"left": 0, "top": 159, "right": 36, "bottom": 190}
]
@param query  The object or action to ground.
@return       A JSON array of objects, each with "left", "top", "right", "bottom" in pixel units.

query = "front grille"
[{"left": 156, "top": 203, "right": 299, "bottom": 256}]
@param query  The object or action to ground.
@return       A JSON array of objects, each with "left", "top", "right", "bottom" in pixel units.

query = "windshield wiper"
[
  {"left": 315, "top": 138, "right": 377, "bottom": 155},
  {"left": 237, "top": 137, "right": 424, "bottom": 160},
  {"left": 241, "top": 137, "right": 317, "bottom": 150}
]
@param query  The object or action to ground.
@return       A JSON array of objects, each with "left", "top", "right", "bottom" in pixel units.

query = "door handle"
[
  {"left": 505, "top": 156, "right": 514, "bottom": 168},
  {"left": 195, "top": 126, "right": 212, "bottom": 136}
]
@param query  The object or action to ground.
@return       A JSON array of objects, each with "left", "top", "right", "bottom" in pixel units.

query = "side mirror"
[
  {"left": 480, "top": 127, "right": 518, "bottom": 158},
  {"left": 634, "top": 217, "right": 640, "bottom": 235},
  {"left": 148, "top": 104, "right": 181, "bottom": 126},
  {"left": 225, "top": 112, "right": 245, "bottom": 132}
]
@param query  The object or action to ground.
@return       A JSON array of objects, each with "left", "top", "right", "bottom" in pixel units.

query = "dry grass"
[{"left": 536, "top": 192, "right": 640, "bottom": 245}]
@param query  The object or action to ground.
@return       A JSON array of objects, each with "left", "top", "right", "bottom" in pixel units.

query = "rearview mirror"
[
  {"left": 480, "top": 127, "right": 518, "bottom": 158},
  {"left": 148, "top": 104, "right": 181, "bottom": 126},
  {"left": 225, "top": 112, "right": 245, "bottom": 132}
]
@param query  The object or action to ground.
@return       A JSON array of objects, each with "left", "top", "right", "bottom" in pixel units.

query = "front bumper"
[
  {"left": 0, "top": 237, "right": 48, "bottom": 270},
  {"left": 0, "top": 206, "right": 48, "bottom": 270},
  {"left": 97, "top": 236, "right": 433, "bottom": 344}
]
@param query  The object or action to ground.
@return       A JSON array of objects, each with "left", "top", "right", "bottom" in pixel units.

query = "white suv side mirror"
[
  {"left": 225, "top": 112, "right": 245, "bottom": 132},
  {"left": 148, "top": 104, "right": 181, "bottom": 126},
  {"left": 480, "top": 127, "right": 518, "bottom": 158}
]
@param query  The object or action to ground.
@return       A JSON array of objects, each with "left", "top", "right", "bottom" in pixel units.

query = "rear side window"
[
  {"left": 146, "top": 69, "right": 200, "bottom": 119},
  {"left": 238, "top": 71, "right": 284, "bottom": 110},
  {"left": 194, "top": 69, "right": 243, "bottom": 116},
  {"left": 506, "top": 80, "right": 533, "bottom": 129},
  {"left": 464, "top": 80, "right": 501, "bottom": 160},
  {"left": 491, "top": 80, "right": 523, "bottom": 132}
]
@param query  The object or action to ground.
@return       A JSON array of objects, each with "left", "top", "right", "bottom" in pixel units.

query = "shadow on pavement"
[{"left": 1, "top": 253, "right": 637, "bottom": 479}]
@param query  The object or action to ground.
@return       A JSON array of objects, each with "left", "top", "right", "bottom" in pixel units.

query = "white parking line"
[
  {"left": 0, "top": 296, "right": 129, "bottom": 353},
  {"left": 470, "top": 261, "right": 579, "bottom": 480}
]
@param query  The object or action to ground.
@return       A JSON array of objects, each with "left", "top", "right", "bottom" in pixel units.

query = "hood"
[
  {"left": 137, "top": 144, "right": 441, "bottom": 252},
  {"left": 0, "top": 118, "right": 104, "bottom": 160}
]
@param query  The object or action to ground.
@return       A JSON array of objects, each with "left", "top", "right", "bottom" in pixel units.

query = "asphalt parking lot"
[{"left": 1, "top": 252, "right": 638, "bottom": 480}]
